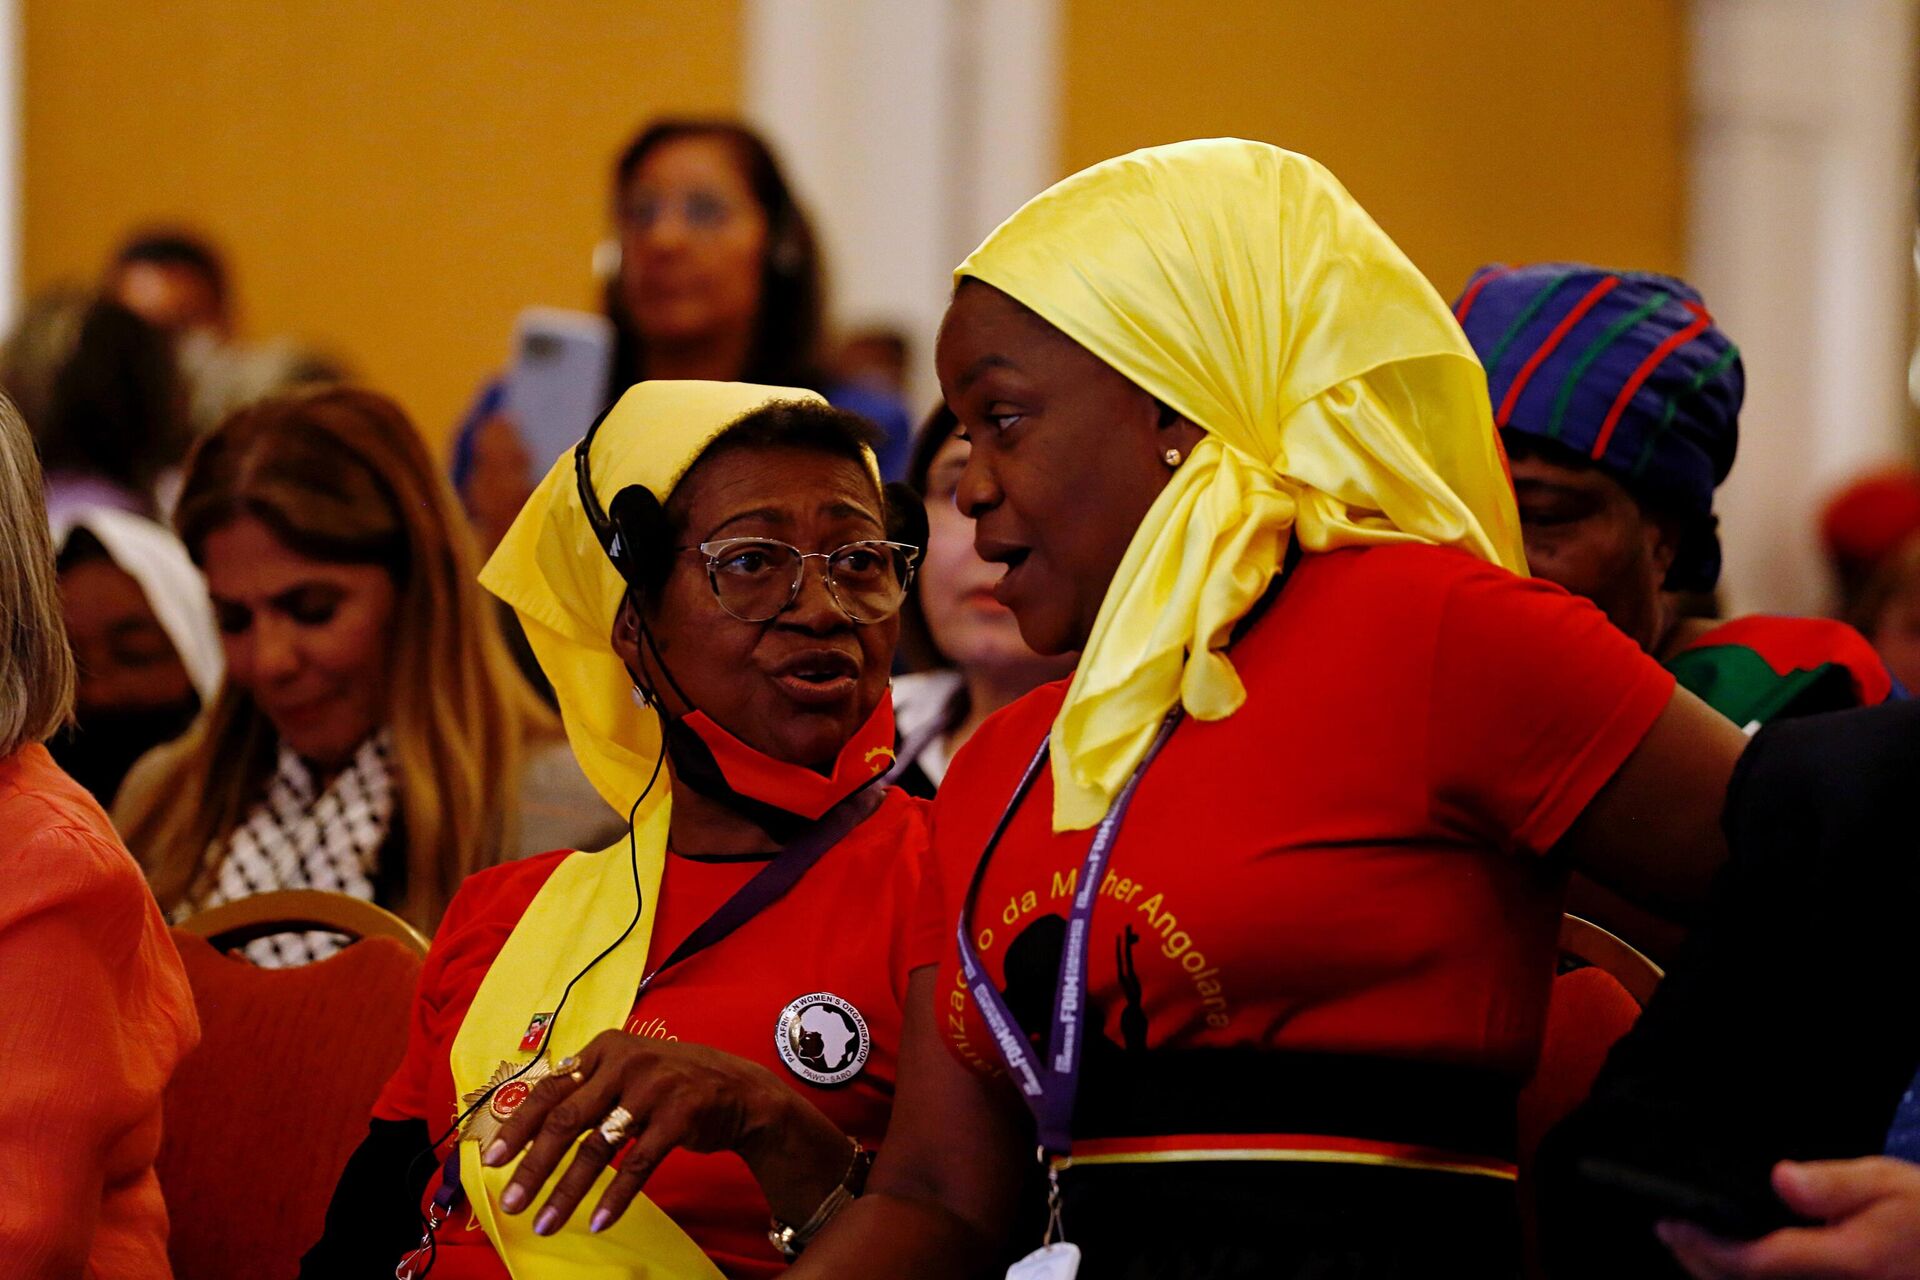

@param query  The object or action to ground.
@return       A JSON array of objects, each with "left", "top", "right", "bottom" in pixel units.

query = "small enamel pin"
[
  {"left": 519, "top": 1012, "right": 555, "bottom": 1053},
  {"left": 459, "top": 1058, "right": 551, "bottom": 1149}
]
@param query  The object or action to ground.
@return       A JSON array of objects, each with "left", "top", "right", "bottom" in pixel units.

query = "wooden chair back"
[
  {"left": 158, "top": 893, "right": 426, "bottom": 1279},
  {"left": 175, "top": 888, "right": 428, "bottom": 956},
  {"left": 1517, "top": 914, "right": 1666, "bottom": 1278}
]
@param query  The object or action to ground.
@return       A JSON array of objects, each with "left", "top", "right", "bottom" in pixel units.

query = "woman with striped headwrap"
[
  {"left": 1454, "top": 262, "right": 1895, "bottom": 734},
  {"left": 785, "top": 141, "right": 1748, "bottom": 1278}
]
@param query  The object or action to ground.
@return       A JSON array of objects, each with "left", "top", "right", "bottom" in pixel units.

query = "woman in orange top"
[{"left": 0, "top": 389, "right": 199, "bottom": 1277}]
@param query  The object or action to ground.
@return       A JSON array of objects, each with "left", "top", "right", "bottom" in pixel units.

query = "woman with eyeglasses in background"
[
  {"left": 304, "top": 383, "right": 934, "bottom": 1280},
  {"left": 456, "top": 120, "right": 914, "bottom": 562}
]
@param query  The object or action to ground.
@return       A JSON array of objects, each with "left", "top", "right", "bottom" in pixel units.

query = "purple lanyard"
[{"left": 955, "top": 711, "right": 1182, "bottom": 1157}]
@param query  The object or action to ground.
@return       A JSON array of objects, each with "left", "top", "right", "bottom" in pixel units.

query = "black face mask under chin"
[{"left": 48, "top": 698, "right": 201, "bottom": 808}]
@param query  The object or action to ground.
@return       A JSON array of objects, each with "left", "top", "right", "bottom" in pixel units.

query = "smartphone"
[
  {"left": 1576, "top": 1156, "right": 1810, "bottom": 1240},
  {"left": 505, "top": 307, "right": 614, "bottom": 473}
]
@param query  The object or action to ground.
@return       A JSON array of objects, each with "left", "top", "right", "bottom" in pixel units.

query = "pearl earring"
[{"left": 1163, "top": 447, "right": 1184, "bottom": 468}]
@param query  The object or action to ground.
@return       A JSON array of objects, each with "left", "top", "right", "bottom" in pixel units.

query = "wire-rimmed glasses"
[{"left": 684, "top": 537, "right": 922, "bottom": 623}]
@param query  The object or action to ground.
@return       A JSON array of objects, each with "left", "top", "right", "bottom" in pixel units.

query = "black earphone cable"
[
  {"left": 636, "top": 607, "right": 699, "bottom": 711},
  {"left": 399, "top": 729, "right": 666, "bottom": 1277}
]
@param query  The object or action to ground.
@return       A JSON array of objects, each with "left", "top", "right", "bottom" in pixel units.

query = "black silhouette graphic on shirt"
[
  {"left": 999, "top": 913, "right": 1150, "bottom": 1066},
  {"left": 794, "top": 1004, "right": 860, "bottom": 1073},
  {"left": 1115, "top": 923, "right": 1149, "bottom": 1053}
]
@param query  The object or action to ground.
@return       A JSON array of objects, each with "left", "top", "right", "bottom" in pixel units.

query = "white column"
[
  {"left": 743, "top": 0, "right": 1060, "bottom": 414},
  {"left": 0, "top": 0, "right": 20, "bottom": 335},
  {"left": 1687, "top": 0, "right": 1918, "bottom": 616}
]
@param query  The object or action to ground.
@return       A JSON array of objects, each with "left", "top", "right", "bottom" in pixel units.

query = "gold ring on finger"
[{"left": 597, "top": 1104, "right": 636, "bottom": 1147}]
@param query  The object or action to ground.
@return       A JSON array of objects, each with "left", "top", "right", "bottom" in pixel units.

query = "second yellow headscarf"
[{"left": 956, "top": 138, "right": 1527, "bottom": 831}]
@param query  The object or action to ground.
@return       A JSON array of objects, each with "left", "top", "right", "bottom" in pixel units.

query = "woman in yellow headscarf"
[
  {"left": 303, "top": 382, "right": 935, "bottom": 1279},
  {"left": 790, "top": 141, "right": 1746, "bottom": 1277}
]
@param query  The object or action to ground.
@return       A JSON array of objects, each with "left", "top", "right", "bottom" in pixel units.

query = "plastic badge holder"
[{"left": 1007, "top": 1242, "right": 1081, "bottom": 1280}]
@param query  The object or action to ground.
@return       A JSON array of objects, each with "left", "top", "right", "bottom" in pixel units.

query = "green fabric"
[
  {"left": 1546, "top": 291, "right": 1670, "bottom": 440},
  {"left": 1664, "top": 643, "right": 1837, "bottom": 730},
  {"left": 1630, "top": 344, "right": 1742, "bottom": 479},
  {"left": 1480, "top": 270, "right": 1578, "bottom": 385}
]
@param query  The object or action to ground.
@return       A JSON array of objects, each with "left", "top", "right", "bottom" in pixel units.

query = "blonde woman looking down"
[{"left": 118, "top": 387, "right": 621, "bottom": 964}]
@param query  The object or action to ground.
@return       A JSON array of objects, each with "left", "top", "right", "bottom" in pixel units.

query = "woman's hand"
[
  {"left": 480, "top": 1029, "right": 852, "bottom": 1237},
  {"left": 785, "top": 967, "right": 1027, "bottom": 1278},
  {"left": 1658, "top": 1158, "right": 1920, "bottom": 1279}
]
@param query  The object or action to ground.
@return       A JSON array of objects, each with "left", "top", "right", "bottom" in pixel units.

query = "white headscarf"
[{"left": 51, "top": 504, "right": 224, "bottom": 701}]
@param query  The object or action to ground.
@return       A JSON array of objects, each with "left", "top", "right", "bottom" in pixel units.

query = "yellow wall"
[
  {"left": 1060, "top": 0, "right": 1686, "bottom": 302},
  {"left": 24, "top": 3, "right": 1686, "bottom": 434},
  {"left": 23, "top": 1, "right": 741, "bottom": 443}
]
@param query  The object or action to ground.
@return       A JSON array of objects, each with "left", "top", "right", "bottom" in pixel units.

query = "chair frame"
[
  {"left": 176, "top": 889, "right": 429, "bottom": 957},
  {"left": 1557, "top": 912, "right": 1663, "bottom": 1007}
]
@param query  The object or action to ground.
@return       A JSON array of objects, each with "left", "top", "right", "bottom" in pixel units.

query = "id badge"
[{"left": 1006, "top": 1242, "right": 1080, "bottom": 1280}]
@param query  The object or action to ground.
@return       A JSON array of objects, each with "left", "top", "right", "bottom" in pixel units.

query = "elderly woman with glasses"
[{"left": 304, "top": 382, "right": 933, "bottom": 1280}]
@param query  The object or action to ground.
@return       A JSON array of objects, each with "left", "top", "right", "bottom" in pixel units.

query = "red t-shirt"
[
  {"left": 915, "top": 545, "right": 1675, "bottom": 1130},
  {"left": 375, "top": 787, "right": 930, "bottom": 1279}
]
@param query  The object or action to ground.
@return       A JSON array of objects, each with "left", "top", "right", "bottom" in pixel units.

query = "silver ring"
[{"left": 597, "top": 1103, "right": 636, "bottom": 1147}]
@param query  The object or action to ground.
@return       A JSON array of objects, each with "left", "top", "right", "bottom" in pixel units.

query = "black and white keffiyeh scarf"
[{"left": 178, "top": 731, "right": 396, "bottom": 967}]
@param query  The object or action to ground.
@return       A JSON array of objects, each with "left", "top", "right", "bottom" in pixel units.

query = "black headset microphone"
[
  {"left": 559, "top": 400, "right": 928, "bottom": 1012},
  {"left": 593, "top": 423, "right": 929, "bottom": 843},
  {"left": 400, "top": 405, "right": 924, "bottom": 1274}
]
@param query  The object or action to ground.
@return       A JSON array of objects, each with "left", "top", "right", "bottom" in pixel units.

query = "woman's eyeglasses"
[
  {"left": 684, "top": 538, "right": 922, "bottom": 624},
  {"left": 620, "top": 190, "right": 744, "bottom": 236}
]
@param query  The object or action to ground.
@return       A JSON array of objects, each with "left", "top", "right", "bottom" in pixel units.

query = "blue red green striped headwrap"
[{"left": 1454, "top": 262, "right": 1744, "bottom": 592}]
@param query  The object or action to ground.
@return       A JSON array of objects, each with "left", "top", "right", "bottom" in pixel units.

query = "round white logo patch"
[{"left": 775, "top": 992, "right": 870, "bottom": 1087}]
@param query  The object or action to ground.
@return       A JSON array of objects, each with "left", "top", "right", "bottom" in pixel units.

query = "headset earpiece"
[
  {"left": 606, "top": 484, "right": 673, "bottom": 596},
  {"left": 882, "top": 481, "right": 928, "bottom": 554},
  {"left": 769, "top": 219, "right": 804, "bottom": 278}
]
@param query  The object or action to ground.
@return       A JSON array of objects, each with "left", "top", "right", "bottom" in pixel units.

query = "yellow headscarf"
[
  {"left": 956, "top": 139, "right": 1527, "bottom": 831},
  {"left": 457, "top": 381, "right": 865, "bottom": 1279},
  {"left": 480, "top": 379, "right": 853, "bottom": 819}
]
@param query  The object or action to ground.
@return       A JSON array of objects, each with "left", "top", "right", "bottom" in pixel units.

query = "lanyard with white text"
[{"left": 955, "top": 710, "right": 1183, "bottom": 1157}]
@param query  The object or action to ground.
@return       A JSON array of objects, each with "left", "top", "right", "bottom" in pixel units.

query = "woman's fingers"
[
  {"left": 1773, "top": 1156, "right": 1910, "bottom": 1221},
  {"left": 483, "top": 1054, "right": 595, "bottom": 1167},
  {"left": 530, "top": 1124, "right": 629, "bottom": 1236},
  {"left": 1656, "top": 1221, "right": 1740, "bottom": 1279},
  {"left": 496, "top": 1071, "right": 624, "bottom": 1214},
  {"left": 587, "top": 1105, "right": 693, "bottom": 1233},
  {"left": 588, "top": 1166, "right": 654, "bottom": 1234}
]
